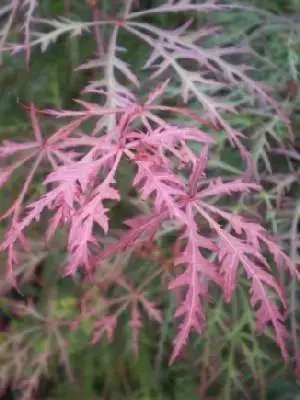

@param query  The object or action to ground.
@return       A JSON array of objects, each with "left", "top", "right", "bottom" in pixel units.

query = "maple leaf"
[
  {"left": 92, "top": 315, "right": 117, "bottom": 344},
  {"left": 65, "top": 180, "right": 120, "bottom": 275},
  {"left": 0, "top": 0, "right": 297, "bottom": 377},
  {"left": 163, "top": 151, "right": 299, "bottom": 363},
  {"left": 168, "top": 214, "right": 221, "bottom": 363},
  {"left": 133, "top": 158, "right": 186, "bottom": 217}
]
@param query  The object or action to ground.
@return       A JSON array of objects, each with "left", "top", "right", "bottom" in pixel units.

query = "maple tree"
[{"left": 0, "top": 0, "right": 299, "bottom": 398}]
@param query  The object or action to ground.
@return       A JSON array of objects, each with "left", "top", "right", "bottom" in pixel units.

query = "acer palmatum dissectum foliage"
[
  {"left": 0, "top": 82, "right": 299, "bottom": 364},
  {"left": 0, "top": 0, "right": 299, "bottom": 372},
  {"left": 0, "top": 297, "right": 74, "bottom": 400}
]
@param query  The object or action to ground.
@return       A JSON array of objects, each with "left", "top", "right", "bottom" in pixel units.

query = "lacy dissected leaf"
[
  {"left": 168, "top": 215, "right": 221, "bottom": 363},
  {"left": 163, "top": 154, "right": 299, "bottom": 363},
  {"left": 0, "top": 0, "right": 298, "bottom": 383},
  {"left": 133, "top": 159, "right": 186, "bottom": 218}
]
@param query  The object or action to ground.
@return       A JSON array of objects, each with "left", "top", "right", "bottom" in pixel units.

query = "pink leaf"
[{"left": 92, "top": 316, "right": 117, "bottom": 344}]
